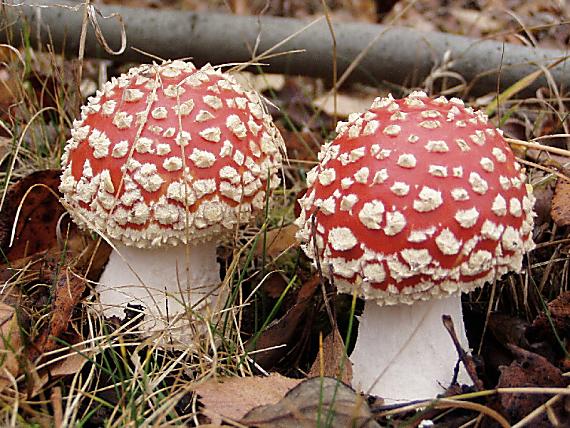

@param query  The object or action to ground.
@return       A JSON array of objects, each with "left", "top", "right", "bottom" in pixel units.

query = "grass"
[{"left": 1, "top": 0, "right": 570, "bottom": 427}]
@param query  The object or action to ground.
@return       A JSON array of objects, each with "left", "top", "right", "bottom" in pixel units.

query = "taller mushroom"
[
  {"left": 296, "top": 91, "right": 535, "bottom": 401},
  {"left": 60, "top": 60, "right": 283, "bottom": 335}
]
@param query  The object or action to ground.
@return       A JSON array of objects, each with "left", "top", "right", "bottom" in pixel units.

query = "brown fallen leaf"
[
  {"left": 241, "top": 377, "right": 380, "bottom": 428},
  {"left": 527, "top": 291, "right": 570, "bottom": 344},
  {"left": 32, "top": 348, "right": 93, "bottom": 397},
  {"left": 246, "top": 275, "right": 320, "bottom": 369},
  {"left": 196, "top": 373, "right": 300, "bottom": 424},
  {"left": 0, "top": 302, "right": 22, "bottom": 393},
  {"left": 497, "top": 345, "right": 569, "bottom": 426},
  {"left": 309, "top": 327, "right": 352, "bottom": 385},
  {"left": 0, "top": 169, "right": 70, "bottom": 261},
  {"left": 255, "top": 224, "right": 299, "bottom": 259},
  {"left": 550, "top": 178, "right": 570, "bottom": 226}
]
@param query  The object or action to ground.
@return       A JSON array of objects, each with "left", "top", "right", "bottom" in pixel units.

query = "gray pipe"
[{"left": 2, "top": 0, "right": 569, "bottom": 96}]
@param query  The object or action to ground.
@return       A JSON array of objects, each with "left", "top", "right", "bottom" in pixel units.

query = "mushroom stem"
[
  {"left": 97, "top": 241, "right": 221, "bottom": 333},
  {"left": 350, "top": 293, "right": 470, "bottom": 402}
]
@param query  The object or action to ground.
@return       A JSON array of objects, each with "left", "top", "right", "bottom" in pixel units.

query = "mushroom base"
[
  {"left": 97, "top": 241, "right": 221, "bottom": 340},
  {"left": 350, "top": 294, "right": 470, "bottom": 402}
]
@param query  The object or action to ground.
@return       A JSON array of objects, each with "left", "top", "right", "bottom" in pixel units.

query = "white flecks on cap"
[
  {"left": 451, "top": 187, "right": 469, "bottom": 201},
  {"left": 384, "top": 211, "right": 406, "bottom": 236},
  {"left": 318, "top": 168, "right": 336, "bottom": 186},
  {"left": 469, "top": 172, "right": 488, "bottom": 194},
  {"left": 199, "top": 127, "right": 222, "bottom": 142},
  {"left": 329, "top": 227, "right": 358, "bottom": 251},
  {"left": 425, "top": 140, "right": 449, "bottom": 153},
  {"left": 390, "top": 182, "right": 410, "bottom": 196},
  {"left": 492, "top": 194, "right": 507, "bottom": 216},
  {"left": 435, "top": 228, "right": 461, "bottom": 255},
  {"left": 354, "top": 167, "right": 370, "bottom": 184},
  {"left": 455, "top": 207, "right": 479, "bottom": 228},
  {"left": 383, "top": 124, "right": 401, "bottom": 136},
  {"left": 413, "top": 186, "right": 443, "bottom": 212},
  {"left": 429, "top": 165, "right": 448, "bottom": 177},
  {"left": 358, "top": 200, "right": 385, "bottom": 229},
  {"left": 397, "top": 154, "right": 417, "bottom": 168}
]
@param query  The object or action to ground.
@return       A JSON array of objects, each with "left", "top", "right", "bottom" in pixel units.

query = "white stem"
[
  {"left": 350, "top": 294, "right": 471, "bottom": 402},
  {"left": 97, "top": 241, "right": 221, "bottom": 337}
]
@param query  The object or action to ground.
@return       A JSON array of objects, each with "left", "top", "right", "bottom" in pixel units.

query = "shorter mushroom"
[
  {"left": 60, "top": 60, "right": 284, "bottom": 338},
  {"left": 296, "top": 92, "right": 535, "bottom": 401}
]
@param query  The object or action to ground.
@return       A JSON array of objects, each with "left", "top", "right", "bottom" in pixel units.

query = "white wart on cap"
[{"left": 296, "top": 92, "right": 535, "bottom": 305}]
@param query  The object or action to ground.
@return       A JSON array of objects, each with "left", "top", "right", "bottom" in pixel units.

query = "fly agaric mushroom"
[
  {"left": 295, "top": 91, "right": 535, "bottom": 401},
  {"left": 60, "top": 60, "right": 284, "bottom": 335}
]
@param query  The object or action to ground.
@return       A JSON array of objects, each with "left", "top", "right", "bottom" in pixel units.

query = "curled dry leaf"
[
  {"left": 0, "top": 302, "right": 22, "bottom": 394},
  {"left": 497, "top": 345, "right": 569, "bottom": 425},
  {"left": 527, "top": 291, "right": 570, "bottom": 343},
  {"left": 246, "top": 275, "right": 319, "bottom": 369},
  {"left": 196, "top": 373, "right": 300, "bottom": 424},
  {"left": 255, "top": 224, "right": 299, "bottom": 259},
  {"left": 308, "top": 327, "right": 352, "bottom": 385},
  {"left": 0, "top": 169, "right": 70, "bottom": 262},
  {"left": 242, "top": 377, "right": 380, "bottom": 428},
  {"left": 550, "top": 178, "right": 570, "bottom": 226}
]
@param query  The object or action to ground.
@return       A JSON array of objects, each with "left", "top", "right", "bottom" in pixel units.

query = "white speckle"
[
  {"left": 384, "top": 211, "right": 406, "bottom": 236},
  {"left": 175, "top": 131, "right": 191, "bottom": 146},
  {"left": 435, "top": 228, "right": 462, "bottom": 255},
  {"left": 425, "top": 140, "right": 449, "bottom": 153},
  {"left": 362, "top": 120, "right": 379, "bottom": 136},
  {"left": 112, "top": 112, "right": 133, "bottom": 129},
  {"left": 348, "top": 123, "right": 362, "bottom": 139},
  {"left": 383, "top": 124, "right": 401, "bottom": 136},
  {"left": 199, "top": 127, "right": 221, "bottom": 142},
  {"left": 134, "top": 137, "right": 154, "bottom": 154},
  {"left": 156, "top": 143, "right": 171, "bottom": 155},
  {"left": 340, "top": 194, "right": 358, "bottom": 212},
  {"left": 408, "top": 134, "right": 419, "bottom": 143},
  {"left": 163, "top": 127, "right": 176, "bottom": 138},
  {"left": 163, "top": 156, "right": 183, "bottom": 171},
  {"left": 88, "top": 129, "right": 112, "bottom": 158},
  {"left": 461, "top": 250, "right": 492, "bottom": 276},
  {"left": 133, "top": 164, "right": 164, "bottom": 192},
  {"left": 358, "top": 200, "right": 385, "bottom": 229},
  {"left": 111, "top": 140, "right": 129, "bottom": 158},
  {"left": 469, "top": 172, "right": 488, "bottom": 194},
  {"left": 163, "top": 84, "right": 185, "bottom": 98},
  {"left": 172, "top": 99, "right": 195, "bottom": 116},
  {"left": 480, "top": 157, "right": 494, "bottom": 172},
  {"left": 421, "top": 110, "right": 442, "bottom": 119},
  {"left": 413, "top": 186, "right": 443, "bottom": 212},
  {"left": 363, "top": 263, "right": 385, "bottom": 283},
  {"left": 123, "top": 88, "right": 144, "bottom": 103},
  {"left": 455, "top": 139, "right": 470, "bottom": 151},
  {"left": 196, "top": 109, "right": 215, "bottom": 122},
  {"left": 318, "top": 168, "right": 336, "bottom": 186},
  {"left": 233, "top": 149, "right": 245, "bottom": 165},
  {"left": 71, "top": 124, "right": 90, "bottom": 141},
  {"left": 220, "top": 140, "right": 233, "bottom": 157},
  {"left": 151, "top": 107, "right": 168, "bottom": 120},
  {"left": 203, "top": 95, "right": 222, "bottom": 110},
  {"left": 193, "top": 178, "right": 217, "bottom": 198},
  {"left": 390, "top": 182, "right": 410, "bottom": 196},
  {"left": 429, "top": 165, "right": 448, "bottom": 177},
  {"left": 370, "top": 144, "right": 391, "bottom": 159},
  {"left": 470, "top": 130, "right": 486, "bottom": 146},
  {"left": 354, "top": 167, "right": 370, "bottom": 184},
  {"left": 401, "top": 249, "right": 432, "bottom": 271},
  {"left": 453, "top": 167, "right": 463, "bottom": 177},
  {"left": 509, "top": 198, "right": 522, "bottom": 217},
  {"left": 502, "top": 226, "right": 522, "bottom": 251},
  {"left": 397, "top": 154, "right": 417, "bottom": 168},
  {"left": 226, "top": 114, "right": 248, "bottom": 139},
  {"left": 373, "top": 169, "right": 389, "bottom": 184},
  {"left": 329, "top": 227, "right": 357, "bottom": 251},
  {"left": 101, "top": 100, "right": 117, "bottom": 116},
  {"left": 319, "top": 197, "right": 336, "bottom": 215},
  {"left": 407, "top": 227, "right": 435, "bottom": 243},
  {"left": 481, "top": 220, "right": 504, "bottom": 241},
  {"left": 189, "top": 148, "right": 216, "bottom": 168},
  {"left": 451, "top": 188, "right": 469, "bottom": 201},
  {"left": 455, "top": 207, "right": 479, "bottom": 228},
  {"left": 419, "top": 120, "right": 441, "bottom": 129},
  {"left": 499, "top": 176, "right": 511, "bottom": 190},
  {"left": 492, "top": 194, "right": 507, "bottom": 216},
  {"left": 371, "top": 95, "right": 394, "bottom": 109},
  {"left": 341, "top": 177, "right": 354, "bottom": 189},
  {"left": 390, "top": 111, "right": 408, "bottom": 121},
  {"left": 511, "top": 177, "right": 522, "bottom": 189},
  {"left": 492, "top": 147, "right": 507, "bottom": 163}
]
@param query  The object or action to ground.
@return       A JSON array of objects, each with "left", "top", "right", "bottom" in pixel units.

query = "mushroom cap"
[
  {"left": 295, "top": 92, "right": 535, "bottom": 305},
  {"left": 60, "top": 61, "right": 284, "bottom": 248}
]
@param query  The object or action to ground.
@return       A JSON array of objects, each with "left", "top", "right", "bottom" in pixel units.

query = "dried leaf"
[
  {"left": 528, "top": 292, "right": 570, "bottom": 342},
  {"left": 497, "top": 345, "right": 568, "bottom": 425},
  {"left": 0, "top": 170, "right": 69, "bottom": 261},
  {"left": 0, "top": 303, "right": 22, "bottom": 393},
  {"left": 32, "top": 349, "right": 92, "bottom": 397},
  {"left": 309, "top": 328, "right": 352, "bottom": 385},
  {"left": 242, "top": 377, "right": 380, "bottom": 428},
  {"left": 551, "top": 178, "right": 570, "bottom": 226},
  {"left": 246, "top": 276, "right": 319, "bottom": 368},
  {"left": 196, "top": 373, "right": 300, "bottom": 424},
  {"left": 255, "top": 224, "right": 299, "bottom": 258}
]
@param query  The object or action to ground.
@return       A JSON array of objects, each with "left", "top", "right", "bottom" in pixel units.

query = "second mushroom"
[{"left": 296, "top": 91, "right": 535, "bottom": 401}]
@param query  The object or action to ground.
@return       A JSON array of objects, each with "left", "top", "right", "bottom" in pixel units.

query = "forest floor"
[{"left": 0, "top": 0, "right": 569, "bottom": 426}]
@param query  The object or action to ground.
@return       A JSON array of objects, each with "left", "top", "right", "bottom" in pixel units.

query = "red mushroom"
[
  {"left": 60, "top": 60, "right": 284, "bottom": 337},
  {"left": 295, "top": 91, "right": 535, "bottom": 401}
]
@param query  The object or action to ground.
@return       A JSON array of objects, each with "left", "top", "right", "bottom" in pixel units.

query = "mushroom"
[
  {"left": 295, "top": 91, "right": 535, "bottom": 401},
  {"left": 60, "top": 60, "right": 284, "bottom": 337}
]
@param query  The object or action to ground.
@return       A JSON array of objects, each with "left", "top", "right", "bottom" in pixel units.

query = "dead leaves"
[
  {"left": 551, "top": 178, "right": 570, "bottom": 226},
  {"left": 0, "top": 303, "right": 22, "bottom": 393},
  {"left": 197, "top": 375, "right": 378, "bottom": 428},
  {"left": 0, "top": 169, "right": 69, "bottom": 261},
  {"left": 309, "top": 328, "right": 352, "bottom": 385}
]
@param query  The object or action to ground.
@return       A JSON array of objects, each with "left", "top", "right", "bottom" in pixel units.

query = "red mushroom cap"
[
  {"left": 296, "top": 92, "right": 535, "bottom": 305},
  {"left": 60, "top": 61, "right": 284, "bottom": 248}
]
